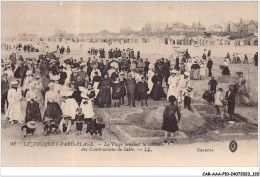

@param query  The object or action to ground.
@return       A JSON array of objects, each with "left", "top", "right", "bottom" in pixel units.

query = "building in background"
[{"left": 191, "top": 22, "right": 206, "bottom": 32}]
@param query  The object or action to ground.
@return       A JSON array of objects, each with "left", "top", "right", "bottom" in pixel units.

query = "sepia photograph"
[{"left": 1, "top": 1, "right": 259, "bottom": 170}]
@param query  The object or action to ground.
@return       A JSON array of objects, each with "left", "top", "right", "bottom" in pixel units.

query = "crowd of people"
[{"left": 1, "top": 44, "right": 257, "bottom": 142}]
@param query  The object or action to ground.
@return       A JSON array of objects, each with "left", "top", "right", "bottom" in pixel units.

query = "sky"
[{"left": 1, "top": 1, "right": 258, "bottom": 37}]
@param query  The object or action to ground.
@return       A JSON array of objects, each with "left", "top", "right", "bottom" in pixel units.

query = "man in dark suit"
[
  {"left": 207, "top": 58, "right": 213, "bottom": 77},
  {"left": 126, "top": 73, "right": 136, "bottom": 107},
  {"left": 1, "top": 73, "right": 9, "bottom": 113},
  {"left": 225, "top": 85, "right": 236, "bottom": 122}
]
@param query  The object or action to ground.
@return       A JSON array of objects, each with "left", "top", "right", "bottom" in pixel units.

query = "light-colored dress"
[
  {"left": 5, "top": 88, "right": 23, "bottom": 122},
  {"left": 60, "top": 87, "right": 79, "bottom": 120},
  {"left": 200, "top": 63, "right": 206, "bottom": 79},
  {"left": 167, "top": 76, "right": 178, "bottom": 100},
  {"left": 80, "top": 89, "right": 95, "bottom": 118},
  {"left": 147, "top": 70, "right": 154, "bottom": 94}
]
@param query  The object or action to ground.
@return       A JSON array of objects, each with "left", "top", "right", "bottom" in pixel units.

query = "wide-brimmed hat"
[
  {"left": 52, "top": 75, "right": 60, "bottom": 81},
  {"left": 229, "top": 85, "right": 235, "bottom": 90},
  {"left": 26, "top": 121, "right": 37, "bottom": 129},
  {"left": 170, "top": 69, "right": 178, "bottom": 74},
  {"left": 10, "top": 80, "right": 19, "bottom": 85},
  {"left": 72, "top": 68, "right": 79, "bottom": 73},
  {"left": 34, "top": 74, "right": 41, "bottom": 79},
  {"left": 187, "top": 87, "right": 193, "bottom": 91},
  {"left": 96, "top": 116, "right": 104, "bottom": 123},
  {"left": 43, "top": 117, "right": 53, "bottom": 122},
  {"left": 184, "top": 72, "right": 190, "bottom": 76},
  {"left": 236, "top": 72, "right": 243, "bottom": 75},
  {"left": 26, "top": 70, "right": 33, "bottom": 76},
  {"left": 61, "top": 115, "right": 72, "bottom": 119},
  {"left": 119, "top": 72, "right": 125, "bottom": 75}
]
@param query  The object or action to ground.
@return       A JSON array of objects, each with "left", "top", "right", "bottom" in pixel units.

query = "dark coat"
[
  {"left": 126, "top": 78, "right": 136, "bottom": 94},
  {"left": 1, "top": 78, "right": 9, "bottom": 95},
  {"left": 136, "top": 81, "right": 149, "bottom": 100},
  {"left": 161, "top": 104, "right": 181, "bottom": 133}
]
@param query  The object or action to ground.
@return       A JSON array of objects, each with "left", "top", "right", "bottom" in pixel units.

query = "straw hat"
[
  {"left": 43, "top": 117, "right": 53, "bottom": 122},
  {"left": 52, "top": 75, "right": 60, "bottom": 81},
  {"left": 26, "top": 121, "right": 37, "bottom": 129},
  {"left": 184, "top": 72, "right": 190, "bottom": 76},
  {"left": 26, "top": 70, "right": 33, "bottom": 76},
  {"left": 187, "top": 87, "right": 193, "bottom": 92},
  {"left": 10, "top": 80, "right": 19, "bottom": 85},
  {"left": 61, "top": 115, "right": 72, "bottom": 119}
]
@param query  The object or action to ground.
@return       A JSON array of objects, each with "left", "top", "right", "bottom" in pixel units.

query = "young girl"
[
  {"left": 21, "top": 120, "right": 37, "bottom": 137},
  {"left": 75, "top": 107, "right": 85, "bottom": 135},
  {"left": 111, "top": 77, "right": 123, "bottom": 107},
  {"left": 59, "top": 115, "right": 72, "bottom": 134},
  {"left": 183, "top": 87, "right": 193, "bottom": 110},
  {"left": 80, "top": 83, "right": 95, "bottom": 123},
  {"left": 161, "top": 95, "right": 181, "bottom": 144}
]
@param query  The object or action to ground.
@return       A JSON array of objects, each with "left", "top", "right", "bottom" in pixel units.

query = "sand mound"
[
  {"left": 144, "top": 106, "right": 206, "bottom": 132},
  {"left": 217, "top": 75, "right": 238, "bottom": 83}
]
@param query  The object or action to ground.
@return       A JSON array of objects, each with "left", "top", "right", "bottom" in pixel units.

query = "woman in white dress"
[
  {"left": 60, "top": 82, "right": 79, "bottom": 121},
  {"left": 167, "top": 70, "right": 178, "bottom": 101},
  {"left": 80, "top": 84, "right": 95, "bottom": 120},
  {"left": 147, "top": 69, "right": 155, "bottom": 95},
  {"left": 5, "top": 80, "right": 23, "bottom": 124}
]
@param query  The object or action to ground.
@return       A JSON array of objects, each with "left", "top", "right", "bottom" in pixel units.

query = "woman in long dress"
[
  {"left": 80, "top": 84, "right": 95, "bottom": 120},
  {"left": 167, "top": 71, "right": 178, "bottom": 101},
  {"left": 60, "top": 82, "right": 79, "bottom": 120},
  {"left": 25, "top": 84, "right": 42, "bottom": 123},
  {"left": 5, "top": 80, "right": 23, "bottom": 124},
  {"left": 235, "top": 72, "right": 253, "bottom": 106},
  {"left": 97, "top": 74, "right": 111, "bottom": 107},
  {"left": 161, "top": 95, "right": 181, "bottom": 144},
  {"left": 147, "top": 69, "right": 154, "bottom": 95},
  {"left": 150, "top": 72, "right": 166, "bottom": 100},
  {"left": 44, "top": 82, "right": 63, "bottom": 124}
]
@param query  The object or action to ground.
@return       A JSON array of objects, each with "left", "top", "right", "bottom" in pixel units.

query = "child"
[
  {"left": 59, "top": 115, "right": 72, "bottom": 134},
  {"left": 87, "top": 116, "right": 105, "bottom": 139},
  {"left": 214, "top": 88, "right": 224, "bottom": 121},
  {"left": 21, "top": 120, "right": 37, "bottom": 137},
  {"left": 183, "top": 87, "right": 193, "bottom": 110},
  {"left": 111, "top": 77, "right": 123, "bottom": 107},
  {"left": 75, "top": 107, "right": 84, "bottom": 135},
  {"left": 43, "top": 117, "right": 59, "bottom": 136},
  {"left": 136, "top": 76, "right": 149, "bottom": 106}
]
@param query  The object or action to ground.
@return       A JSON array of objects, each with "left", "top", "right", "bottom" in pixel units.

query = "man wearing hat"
[
  {"left": 126, "top": 73, "right": 136, "bottom": 107},
  {"left": 225, "top": 85, "right": 236, "bottom": 123},
  {"left": 207, "top": 58, "right": 213, "bottom": 77},
  {"left": 1, "top": 73, "right": 9, "bottom": 113}
]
